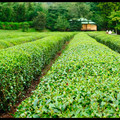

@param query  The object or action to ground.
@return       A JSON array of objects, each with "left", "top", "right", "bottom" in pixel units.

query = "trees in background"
[
  {"left": 67, "top": 2, "right": 93, "bottom": 20},
  {"left": 0, "top": 2, "right": 120, "bottom": 32},
  {"left": 69, "top": 19, "right": 82, "bottom": 31},
  {"left": 0, "top": 2, "right": 13, "bottom": 22},
  {"left": 87, "top": 2, "right": 105, "bottom": 31},
  {"left": 109, "top": 11, "right": 120, "bottom": 34},
  {"left": 46, "top": 3, "right": 68, "bottom": 31},
  {"left": 55, "top": 16, "right": 69, "bottom": 31},
  {"left": 46, "top": 2, "right": 92, "bottom": 31},
  {"left": 0, "top": 2, "right": 43, "bottom": 22},
  {"left": 33, "top": 12, "right": 46, "bottom": 31},
  {"left": 97, "top": 2, "right": 120, "bottom": 31},
  {"left": 13, "top": 3, "right": 26, "bottom": 22}
]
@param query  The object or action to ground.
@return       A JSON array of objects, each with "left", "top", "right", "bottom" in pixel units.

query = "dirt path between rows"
[{"left": 0, "top": 40, "right": 70, "bottom": 118}]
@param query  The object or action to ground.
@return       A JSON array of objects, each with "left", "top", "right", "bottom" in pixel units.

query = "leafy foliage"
[
  {"left": 67, "top": 2, "right": 92, "bottom": 19},
  {"left": 97, "top": 2, "right": 120, "bottom": 30},
  {"left": 55, "top": 16, "right": 70, "bottom": 31},
  {"left": 0, "top": 32, "right": 75, "bottom": 111},
  {"left": 69, "top": 18, "right": 82, "bottom": 31},
  {"left": 0, "top": 30, "right": 51, "bottom": 50},
  {"left": 33, "top": 12, "right": 46, "bottom": 31},
  {"left": 22, "top": 22, "right": 29, "bottom": 32},
  {"left": 0, "top": 21, "right": 33, "bottom": 30},
  {"left": 14, "top": 33, "right": 120, "bottom": 118},
  {"left": 109, "top": 11, "right": 120, "bottom": 34},
  {"left": 0, "top": 2, "right": 120, "bottom": 31},
  {"left": 88, "top": 31, "right": 120, "bottom": 53}
]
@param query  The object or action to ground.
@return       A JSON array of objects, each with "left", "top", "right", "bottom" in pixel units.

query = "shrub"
[
  {"left": 28, "top": 21, "right": 33, "bottom": 28},
  {"left": 3, "top": 22, "right": 12, "bottom": 30},
  {"left": 0, "top": 22, "right": 4, "bottom": 29},
  {"left": 0, "top": 22, "right": 31, "bottom": 30},
  {"left": 0, "top": 32, "right": 75, "bottom": 111},
  {"left": 0, "top": 33, "right": 49, "bottom": 50},
  {"left": 22, "top": 22, "right": 30, "bottom": 32},
  {"left": 11, "top": 23, "right": 19, "bottom": 30},
  {"left": 69, "top": 19, "right": 82, "bottom": 31},
  {"left": 54, "top": 16, "right": 70, "bottom": 31},
  {"left": 19, "top": 22, "right": 23, "bottom": 28},
  {"left": 0, "top": 40, "right": 11, "bottom": 49},
  {"left": 87, "top": 31, "right": 120, "bottom": 53},
  {"left": 14, "top": 33, "right": 120, "bottom": 118},
  {"left": 33, "top": 12, "right": 46, "bottom": 31},
  {"left": 0, "top": 22, "right": 20, "bottom": 30}
]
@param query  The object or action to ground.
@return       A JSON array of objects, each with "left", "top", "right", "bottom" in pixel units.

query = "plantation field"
[
  {"left": 0, "top": 30, "right": 77, "bottom": 50},
  {"left": 0, "top": 30, "right": 65, "bottom": 50},
  {"left": 14, "top": 33, "right": 120, "bottom": 118},
  {"left": 0, "top": 30, "right": 120, "bottom": 118},
  {"left": 87, "top": 31, "right": 120, "bottom": 53},
  {"left": 0, "top": 30, "right": 48, "bottom": 49},
  {"left": 0, "top": 30, "right": 75, "bottom": 111}
]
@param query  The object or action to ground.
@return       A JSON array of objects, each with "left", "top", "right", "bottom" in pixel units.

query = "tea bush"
[
  {"left": 0, "top": 32, "right": 75, "bottom": 111},
  {"left": 87, "top": 32, "right": 120, "bottom": 53},
  {"left": 0, "top": 33, "right": 49, "bottom": 50},
  {"left": 14, "top": 33, "right": 120, "bottom": 118},
  {"left": 0, "top": 30, "right": 47, "bottom": 40}
]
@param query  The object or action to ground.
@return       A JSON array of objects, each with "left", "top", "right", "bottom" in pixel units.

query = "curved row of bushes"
[
  {"left": 0, "top": 30, "right": 41, "bottom": 40},
  {"left": 87, "top": 32, "right": 120, "bottom": 53},
  {"left": 0, "top": 33, "right": 50, "bottom": 50},
  {"left": 14, "top": 33, "right": 120, "bottom": 118},
  {"left": 0, "top": 32, "right": 75, "bottom": 111}
]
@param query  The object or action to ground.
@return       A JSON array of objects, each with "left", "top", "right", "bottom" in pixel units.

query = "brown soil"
[{"left": 0, "top": 41, "right": 70, "bottom": 118}]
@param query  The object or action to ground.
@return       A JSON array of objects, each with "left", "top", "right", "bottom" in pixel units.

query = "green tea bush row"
[
  {"left": 87, "top": 32, "right": 120, "bottom": 53},
  {"left": 0, "top": 33, "right": 50, "bottom": 50},
  {"left": 0, "top": 32, "right": 75, "bottom": 111},
  {"left": 0, "top": 30, "right": 47, "bottom": 40},
  {"left": 14, "top": 33, "right": 120, "bottom": 118}
]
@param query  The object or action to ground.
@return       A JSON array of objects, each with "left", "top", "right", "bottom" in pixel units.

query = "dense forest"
[{"left": 0, "top": 2, "right": 120, "bottom": 33}]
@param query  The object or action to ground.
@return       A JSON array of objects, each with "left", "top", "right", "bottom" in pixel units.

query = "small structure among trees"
[{"left": 69, "top": 18, "right": 97, "bottom": 31}]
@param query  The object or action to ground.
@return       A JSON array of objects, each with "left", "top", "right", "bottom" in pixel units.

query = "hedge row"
[
  {"left": 0, "top": 33, "right": 50, "bottom": 50},
  {"left": 0, "top": 30, "right": 48, "bottom": 40},
  {"left": 0, "top": 21, "right": 33, "bottom": 30},
  {"left": 87, "top": 32, "right": 120, "bottom": 53},
  {"left": 14, "top": 33, "right": 120, "bottom": 118},
  {"left": 0, "top": 32, "right": 75, "bottom": 111}
]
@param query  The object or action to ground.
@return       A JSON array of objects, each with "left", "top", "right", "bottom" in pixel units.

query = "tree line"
[{"left": 0, "top": 2, "right": 120, "bottom": 32}]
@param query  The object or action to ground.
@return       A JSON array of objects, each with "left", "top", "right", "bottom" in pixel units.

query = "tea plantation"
[
  {"left": 87, "top": 31, "right": 120, "bottom": 53},
  {"left": 0, "top": 31, "right": 75, "bottom": 111},
  {"left": 0, "top": 31, "right": 120, "bottom": 118},
  {"left": 14, "top": 33, "right": 120, "bottom": 118}
]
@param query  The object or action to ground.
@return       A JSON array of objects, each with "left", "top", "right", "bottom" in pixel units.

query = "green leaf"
[
  {"left": 117, "top": 93, "right": 120, "bottom": 100},
  {"left": 33, "top": 97, "right": 39, "bottom": 107},
  {"left": 33, "top": 114, "right": 40, "bottom": 118}
]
